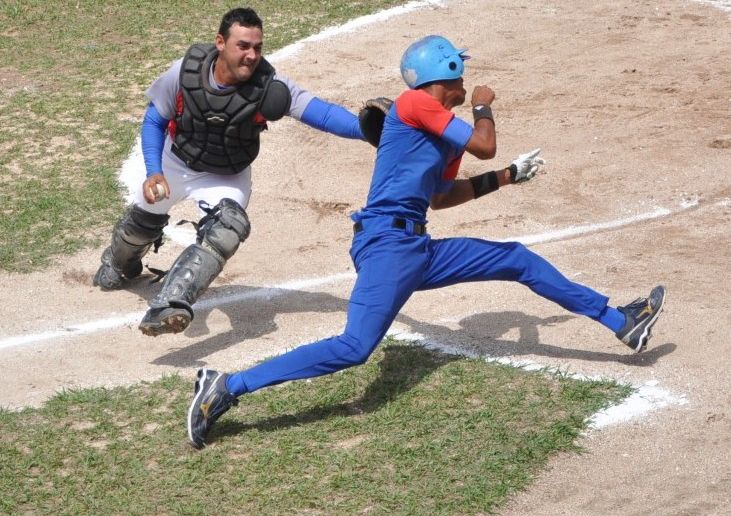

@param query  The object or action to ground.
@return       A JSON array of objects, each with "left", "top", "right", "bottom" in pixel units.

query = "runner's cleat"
[
  {"left": 615, "top": 285, "right": 666, "bottom": 353},
  {"left": 187, "top": 368, "right": 238, "bottom": 449}
]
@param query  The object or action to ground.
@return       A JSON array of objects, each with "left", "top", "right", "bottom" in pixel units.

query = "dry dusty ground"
[{"left": 2, "top": 0, "right": 730, "bottom": 514}]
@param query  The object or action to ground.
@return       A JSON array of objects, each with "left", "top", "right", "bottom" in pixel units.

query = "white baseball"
[{"left": 153, "top": 183, "right": 166, "bottom": 201}]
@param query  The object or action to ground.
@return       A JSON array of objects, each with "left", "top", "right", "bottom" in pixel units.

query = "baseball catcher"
[{"left": 93, "top": 8, "right": 368, "bottom": 336}]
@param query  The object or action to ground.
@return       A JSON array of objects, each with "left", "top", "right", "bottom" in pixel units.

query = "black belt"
[{"left": 353, "top": 218, "right": 427, "bottom": 235}]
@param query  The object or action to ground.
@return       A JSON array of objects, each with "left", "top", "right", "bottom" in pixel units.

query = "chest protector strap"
[{"left": 171, "top": 43, "right": 280, "bottom": 175}]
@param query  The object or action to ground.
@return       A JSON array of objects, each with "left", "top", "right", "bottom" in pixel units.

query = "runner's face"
[
  {"left": 216, "top": 24, "right": 263, "bottom": 83},
  {"left": 443, "top": 77, "right": 467, "bottom": 108}
]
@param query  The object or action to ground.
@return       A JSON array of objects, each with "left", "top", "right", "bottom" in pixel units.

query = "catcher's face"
[{"left": 215, "top": 23, "right": 263, "bottom": 84}]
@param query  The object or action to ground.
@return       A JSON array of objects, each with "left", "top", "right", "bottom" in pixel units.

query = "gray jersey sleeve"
[
  {"left": 274, "top": 72, "right": 314, "bottom": 121},
  {"left": 146, "top": 63, "right": 313, "bottom": 121},
  {"left": 145, "top": 59, "right": 183, "bottom": 120}
]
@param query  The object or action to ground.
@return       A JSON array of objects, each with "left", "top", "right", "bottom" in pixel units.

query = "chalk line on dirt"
[{"left": 2, "top": 198, "right": 724, "bottom": 350}]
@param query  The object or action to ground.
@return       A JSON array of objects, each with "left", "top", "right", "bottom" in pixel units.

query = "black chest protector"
[{"left": 171, "top": 43, "right": 277, "bottom": 175}]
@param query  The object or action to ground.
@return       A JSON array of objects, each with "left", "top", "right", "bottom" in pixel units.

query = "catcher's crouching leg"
[
  {"left": 94, "top": 205, "right": 169, "bottom": 290},
  {"left": 139, "top": 198, "right": 250, "bottom": 336}
]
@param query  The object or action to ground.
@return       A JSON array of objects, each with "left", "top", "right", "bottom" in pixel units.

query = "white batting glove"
[{"left": 509, "top": 148, "right": 546, "bottom": 183}]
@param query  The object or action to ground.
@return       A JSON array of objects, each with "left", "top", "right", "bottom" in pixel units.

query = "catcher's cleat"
[
  {"left": 187, "top": 368, "right": 238, "bottom": 449},
  {"left": 138, "top": 306, "right": 191, "bottom": 336},
  {"left": 93, "top": 248, "right": 144, "bottom": 290},
  {"left": 122, "top": 259, "right": 144, "bottom": 280},
  {"left": 615, "top": 285, "right": 666, "bottom": 353},
  {"left": 93, "top": 248, "right": 125, "bottom": 290}
]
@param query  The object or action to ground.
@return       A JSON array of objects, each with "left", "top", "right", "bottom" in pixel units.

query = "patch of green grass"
[
  {"left": 0, "top": 341, "right": 631, "bottom": 513},
  {"left": 0, "top": 0, "right": 405, "bottom": 272}
]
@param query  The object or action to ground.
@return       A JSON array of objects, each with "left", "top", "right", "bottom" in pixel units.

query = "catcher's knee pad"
[
  {"left": 109, "top": 205, "right": 169, "bottom": 275},
  {"left": 148, "top": 199, "right": 248, "bottom": 315},
  {"left": 196, "top": 198, "right": 251, "bottom": 261},
  {"left": 119, "top": 205, "right": 170, "bottom": 245}
]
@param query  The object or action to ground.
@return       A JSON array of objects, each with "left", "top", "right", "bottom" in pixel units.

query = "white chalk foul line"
[
  {"left": 501, "top": 207, "right": 672, "bottom": 245},
  {"left": 158, "top": 204, "right": 685, "bottom": 250},
  {"left": 0, "top": 272, "right": 355, "bottom": 351},
  {"left": 1, "top": 199, "right": 715, "bottom": 350},
  {"left": 0, "top": 313, "right": 144, "bottom": 350},
  {"left": 502, "top": 193, "right": 714, "bottom": 246},
  {"left": 268, "top": 0, "right": 445, "bottom": 63},
  {"left": 163, "top": 201, "right": 694, "bottom": 249}
]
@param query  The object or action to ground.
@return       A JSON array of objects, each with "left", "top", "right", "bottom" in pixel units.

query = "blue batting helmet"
[{"left": 400, "top": 35, "right": 470, "bottom": 89}]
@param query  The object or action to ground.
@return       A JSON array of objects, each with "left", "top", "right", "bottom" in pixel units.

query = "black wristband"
[
  {"left": 508, "top": 163, "right": 518, "bottom": 183},
  {"left": 472, "top": 104, "right": 494, "bottom": 123},
  {"left": 470, "top": 170, "right": 500, "bottom": 199}
]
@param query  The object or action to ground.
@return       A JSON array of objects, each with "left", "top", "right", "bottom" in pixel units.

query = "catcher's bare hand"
[
  {"left": 471, "top": 86, "right": 495, "bottom": 107},
  {"left": 143, "top": 174, "right": 170, "bottom": 204}
]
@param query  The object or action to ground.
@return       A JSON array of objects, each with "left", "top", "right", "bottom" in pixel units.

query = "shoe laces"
[
  {"left": 623, "top": 297, "right": 648, "bottom": 312},
  {"left": 207, "top": 393, "right": 238, "bottom": 424}
]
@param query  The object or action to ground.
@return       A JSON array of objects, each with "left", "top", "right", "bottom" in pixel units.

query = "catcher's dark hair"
[{"left": 219, "top": 7, "right": 263, "bottom": 39}]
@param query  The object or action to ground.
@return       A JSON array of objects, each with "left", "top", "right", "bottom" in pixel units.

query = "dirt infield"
[{"left": 1, "top": 0, "right": 729, "bottom": 513}]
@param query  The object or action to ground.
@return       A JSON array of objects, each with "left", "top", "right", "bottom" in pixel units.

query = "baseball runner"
[
  {"left": 186, "top": 35, "right": 666, "bottom": 449},
  {"left": 93, "top": 8, "right": 366, "bottom": 336}
]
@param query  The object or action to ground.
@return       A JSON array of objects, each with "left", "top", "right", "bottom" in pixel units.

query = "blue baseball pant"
[{"left": 228, "top": 217, "right": 608, "bottom": 395}]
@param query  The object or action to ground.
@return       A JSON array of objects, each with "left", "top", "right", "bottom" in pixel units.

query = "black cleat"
[
  {"left": 139, "top": 306, "right": 192, "bottom": 336},
  {"left": 615, "top": 285, "right": 666, "bottom": 353},
  {"left": 187, "top": 368, "right": 238, "bottom": 449},
  {"left": 93, "top": 248, "right": 143, "bottom": 290},
  {"left": 93, "top": 248, "right": 124, "bottom": 290}
]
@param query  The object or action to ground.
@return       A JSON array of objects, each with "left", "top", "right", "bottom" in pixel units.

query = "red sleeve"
[
  {"left": 443, "top": 153, "right": 464, "bottom": 181},
  {"left": 394, "top": 89, "right": 455, "bottom": 137}
]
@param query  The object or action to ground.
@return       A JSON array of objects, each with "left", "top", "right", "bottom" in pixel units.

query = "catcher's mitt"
[{"left": 358, "top": 97, "right": 393, "bottom": 148}]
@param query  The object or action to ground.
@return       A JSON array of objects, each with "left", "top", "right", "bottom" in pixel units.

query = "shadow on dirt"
[
  {"left": 151, "top": 285, "right": 349, "bottom": 368},
  {"left": 412, "top": 312, "right": 676, "bottom": 367},
  {"left": 111, "top": 270, "right": 167, "bottom": 298},
  {"left": 149, "top": 284, "right": 674, "bottom": 368}
]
